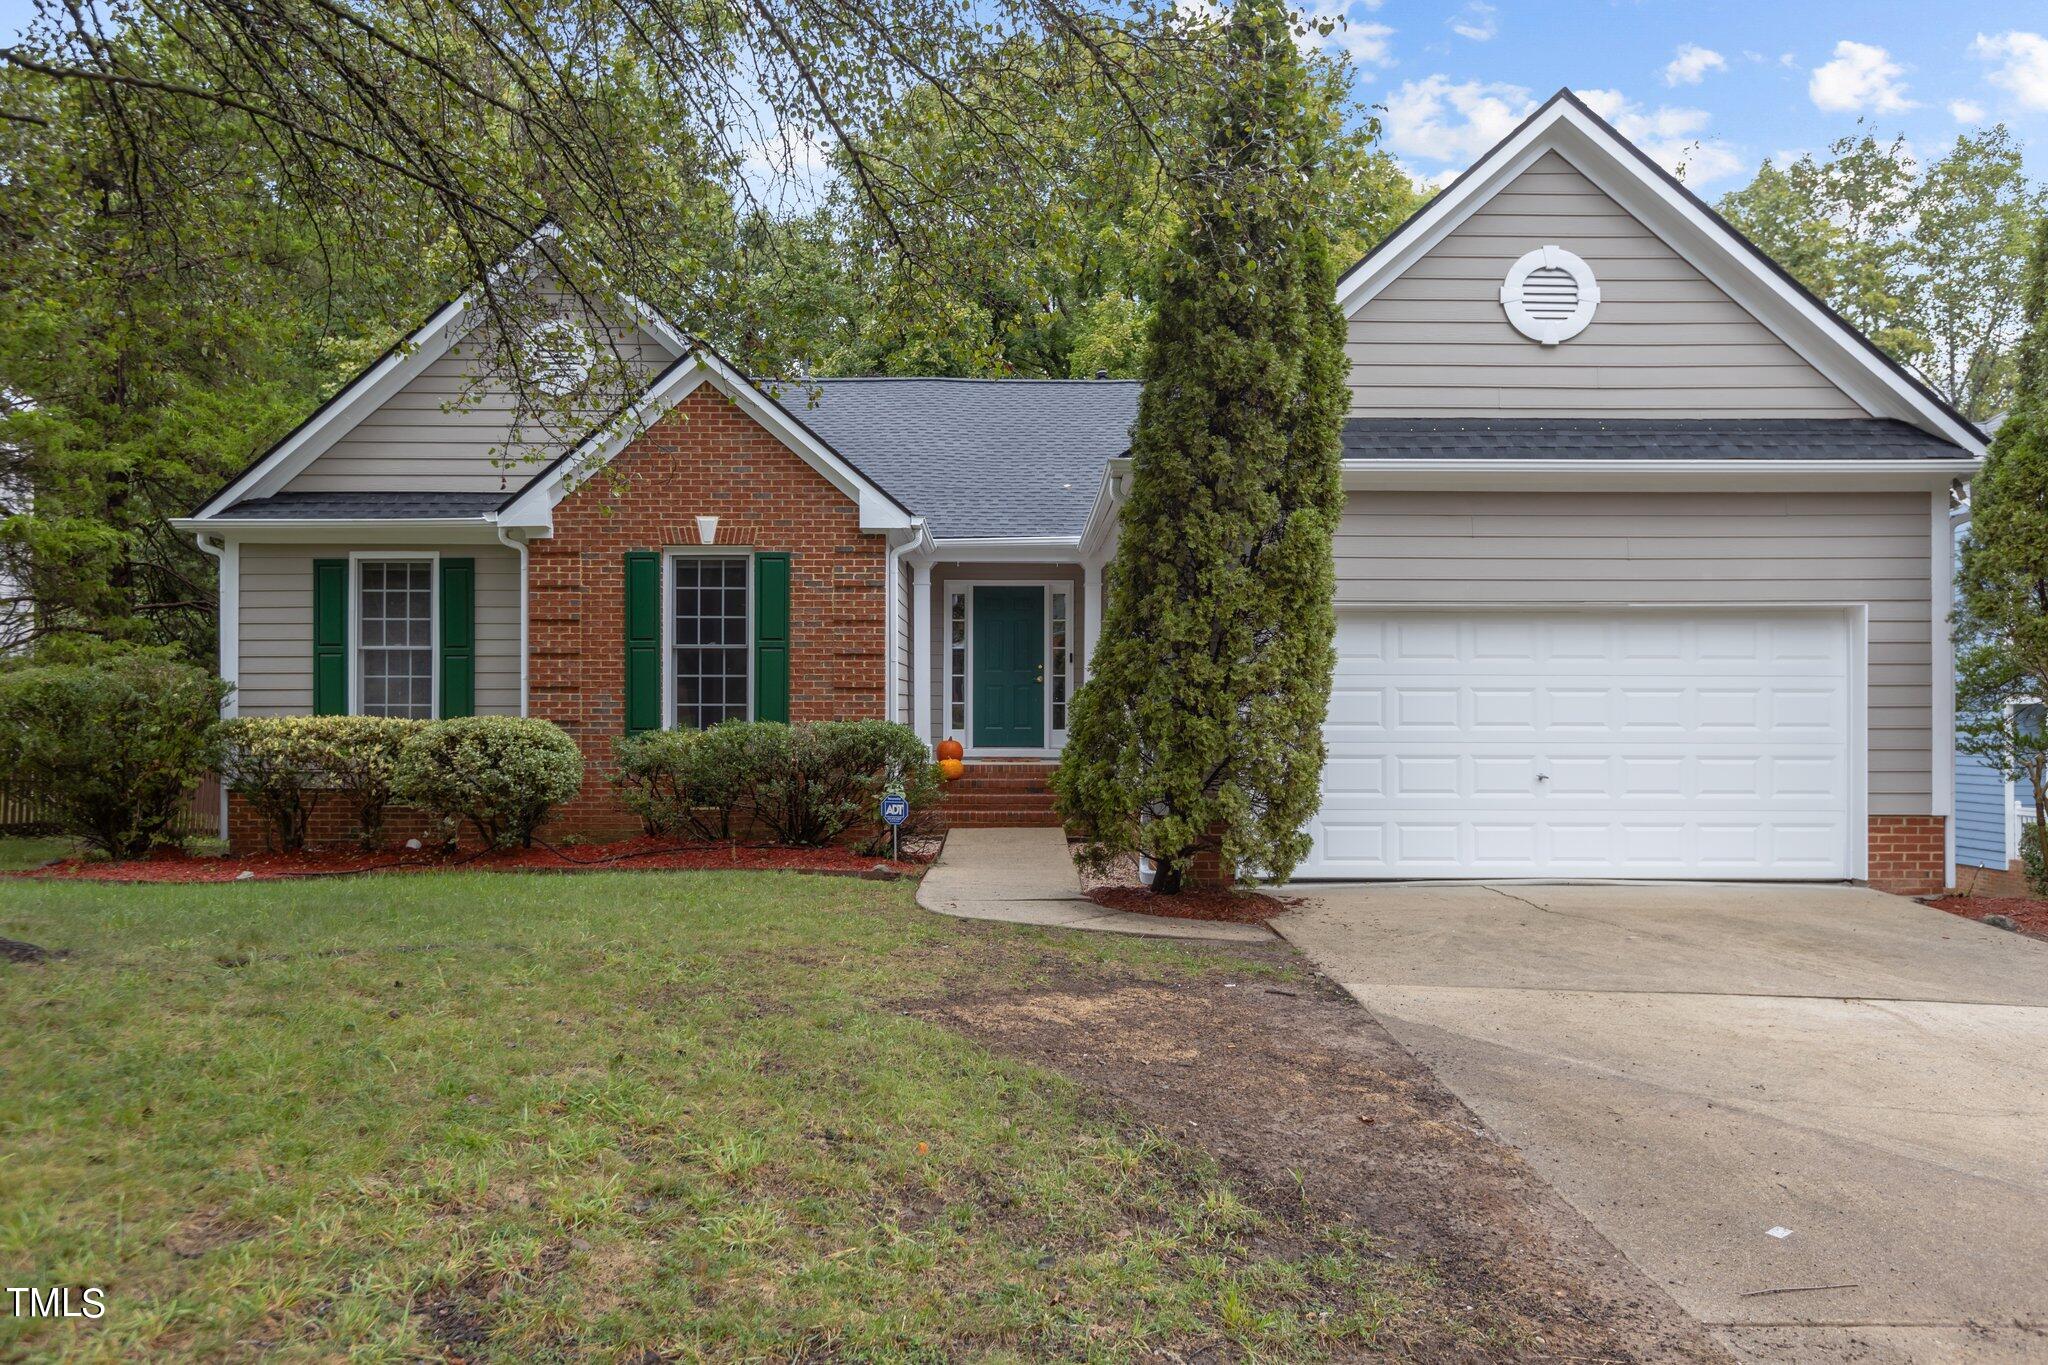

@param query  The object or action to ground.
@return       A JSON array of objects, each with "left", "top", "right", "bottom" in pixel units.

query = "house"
[
  {"left": 174, "top": 90, "right": 1985, "bottom": 893},
  {"left": 1951, "top": 471, "right": 2041, "bottom": 893}
]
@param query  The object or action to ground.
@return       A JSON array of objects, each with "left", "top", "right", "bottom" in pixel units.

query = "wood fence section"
[{"left": 0, "top": 774, "right": 221, "bottom": 837}]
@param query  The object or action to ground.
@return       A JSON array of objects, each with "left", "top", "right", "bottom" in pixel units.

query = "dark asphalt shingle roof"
[
  {"left": 1341, "top": 417, "right": 1968, "bottom": 461},
  {"left": 220, "top": 491, "right": 507, "bottom": 519},
  {"left": 776, "top": 378, "right": 1140, "bottom": 539}
]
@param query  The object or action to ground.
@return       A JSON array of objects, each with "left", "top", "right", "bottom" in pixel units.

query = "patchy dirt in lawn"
[
  {"left": 0, "top": 936, "right": 57, "bottom": 963},
  {"left": 920, "top": 938, "right": 1731, "bottom": 1364},
  {"left": 1928, "top": 895, "right": 2048, "bottom": 941},
  {"left": 9, "top": 835, "right": 931, "bottom": 884}
]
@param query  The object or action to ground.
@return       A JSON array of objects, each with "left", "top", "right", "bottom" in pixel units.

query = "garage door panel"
[{"left": 1299, "top": 610, "right": 1853, "bottom": 880}]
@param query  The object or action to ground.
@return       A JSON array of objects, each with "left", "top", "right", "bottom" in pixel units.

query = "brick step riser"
[{"left": 944, "top": 814, "right": 1069, "bottom": 828}]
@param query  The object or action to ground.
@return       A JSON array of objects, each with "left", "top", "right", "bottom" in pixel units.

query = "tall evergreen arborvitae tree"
[
  {"left": 1052, "top": 0, "right": 1350, "bottom": 894},
  {"left": 1957, "top": 213, "right": 2048, "bottom": 889}
]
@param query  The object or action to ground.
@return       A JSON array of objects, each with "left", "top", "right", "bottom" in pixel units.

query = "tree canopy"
[
  {"left": 1719, "top": 127, "right": 2046, "bottom": 422},
  {"left": 1053, "top": 0, "right": 1349, "bottom": 893}
]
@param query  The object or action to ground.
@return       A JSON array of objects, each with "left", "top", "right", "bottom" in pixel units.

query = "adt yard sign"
[{"left": 880, "top": 792, "right": 909, "bottom": 859}]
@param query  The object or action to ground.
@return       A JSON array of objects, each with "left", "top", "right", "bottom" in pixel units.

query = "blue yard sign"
[{"left": 881, "top": 793, "right": 909, "bottom": 827}]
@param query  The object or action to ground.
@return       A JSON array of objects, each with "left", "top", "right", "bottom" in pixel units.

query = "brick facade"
[
  {"left": 530, "top": 386, "right": 890, "bottom": 836},
  {"left": 1866, "top": 815, "right": 1947, "bottom": 896}
]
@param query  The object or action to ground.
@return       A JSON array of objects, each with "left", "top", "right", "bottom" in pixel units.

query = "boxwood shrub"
[
  {"left": 393, "top": 717, "right": 583, "bottom": 849},
  {"left": 0, "top": 653, "right": 228, "bottom": 858},
  {"left": 220, "top": 716, "right": 423, "bottom": 851}
]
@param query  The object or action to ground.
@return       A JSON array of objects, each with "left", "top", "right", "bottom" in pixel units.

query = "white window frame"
[
  {"left": 942, "top": 578, "right": 1073, "bottom": 758},
  {"left": 348, "top": 551, "right": 439, "bottom": 720},
  {"left": 662, "top": 547, "right": 754, "bottom": 731},
  {"left": 2003, "top": 697, "right": 2044, "bottom": 865}
]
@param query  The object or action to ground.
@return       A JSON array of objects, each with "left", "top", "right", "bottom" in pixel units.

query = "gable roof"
[
  {"left": 783, "top": 378, "right": 1139, "bottom": 539},
  {"left": 1334, "top": 88, "right": 1987, "bottom": 455},
  {"left": 493, "top": 348, "right": 916, "bottom": 534},
  {"left": 189, "top": 227, "right": 690, "bottom": 520}
]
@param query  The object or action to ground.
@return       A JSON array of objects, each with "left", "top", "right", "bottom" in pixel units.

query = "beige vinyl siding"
[
  {"left": 926, "top": 563, "right": 1084, "bottom": 744},
  {"left": 1337, "top": 489, "right": 1933, "bottom": 814},
  {"left": 237, "top": 543, "right": 521, "bottom": 717},
  {"left": 284, "top": 313, "right": 674, "bottom": 495},
  {"left": 1347, "top": 152, "right": 1866, "bottom": 417}
]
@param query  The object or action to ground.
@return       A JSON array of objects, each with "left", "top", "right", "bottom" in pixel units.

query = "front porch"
[{"left": 903, "top": 555, "right": 1105, "bottom": 761}]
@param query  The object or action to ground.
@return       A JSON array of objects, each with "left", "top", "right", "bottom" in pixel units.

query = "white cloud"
[
  {"left": 1296, "top": 0, "right": 1395, "bottom": 67},
  {"left": 1449, "top": 2, "right": 1496, "bottom": 42},
  {"left": 1972, "top": 31, "right": 2048, "bottom": 111},
  {"left": 1809, "top": 40, "right": 1917, "bottom": 114},
  {"left": 1575, "top": 88, "right": 1746, "bottom": 188},
  {"left": 1663, "top": 44, "right": 1727, "bottom": 87},
  {"left": 1378, "top": 76, "right": 1534, "bottom": 164},
  {"left": 1948, "top": 98, "right": 1987, "bottom": 122}
]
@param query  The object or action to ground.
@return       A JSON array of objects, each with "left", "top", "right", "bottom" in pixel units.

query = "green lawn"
[
  {"left": 1, "top": 862, "right": 1458, "bottom": 1361},
  {"left": 0, "top": 835, "right": 76, "bottom": 871}
]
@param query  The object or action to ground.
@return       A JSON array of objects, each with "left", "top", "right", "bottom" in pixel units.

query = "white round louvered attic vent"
[{"left": 1500, "top": 245, "right": 1600, "bottom": 345}]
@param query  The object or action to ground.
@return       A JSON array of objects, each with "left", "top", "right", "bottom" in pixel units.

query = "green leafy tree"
[
  {"left": 1720, "top": 128, "right": 2045, "bottom": 421},
  {"left": 794, "top": 29, "right": 1418, "bottom": 380},
  {"left": 1053, "top": 0, "right": 1351, "bottom": 894},
  {"left": 1957, "top": 213, "right": 2048, "bottom": 892}
]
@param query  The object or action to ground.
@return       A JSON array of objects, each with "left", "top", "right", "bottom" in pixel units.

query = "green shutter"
[
  {"left": 312, "top": 558, "right": 348, "bottom": 715},
  {"left": 623, "top": 551, "right": 662, "bottom": 734},
  {"left": 754, "top": 551, "right": 790, "bottom": 723},
  {"left": 439, "top": 557, "right": 475, "bottom": 718}
]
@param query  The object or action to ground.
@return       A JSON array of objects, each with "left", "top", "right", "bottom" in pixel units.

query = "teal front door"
[{"left": 972, "top": 586, "right": 1045, "bottom": 749}]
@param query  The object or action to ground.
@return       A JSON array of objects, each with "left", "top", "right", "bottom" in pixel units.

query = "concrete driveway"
[{"left": 1274, "top": 883, "right": 2048, "bottom": 1364}]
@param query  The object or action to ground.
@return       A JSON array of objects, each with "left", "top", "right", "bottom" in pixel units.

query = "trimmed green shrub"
[
  {"left": 612, "top": 726, "right": 752, "bottom": 840},
  {"left": 2024, "top": 822, "right": 2047, "bottom": 898},
  {"left": 393, "top": 717, "right": 583, "bottom": 848},
  {"left": 315, "top": 716, "right": 422, "bottom": 847},
  {"left": 732, "top": 719, "right": 938, "bottom": 849},
  {"left": 220, "top": 717, "right": 328, "bottom": 852},
  {"left": 0, "top": 654, "right": 228, "bottom": 858},
  {"left": 220, "top": 716, "right": 423, "bottom": 851}
]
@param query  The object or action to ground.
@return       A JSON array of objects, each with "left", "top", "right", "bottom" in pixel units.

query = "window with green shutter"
[
  {"left": 623, "top": 551, "right": 662, "bottom": 734},
  {"left": 312, "top": 558, "right": 348, "bottom": 715},
  {"left": 439, "top": 557, "right": 475, "bottom": 717},
  {"left": 753, "top": 552, "right": 790, "bottom": 723}
]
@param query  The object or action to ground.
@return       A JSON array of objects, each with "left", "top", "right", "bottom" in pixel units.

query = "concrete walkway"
[
  {"left": 917, "top": 828, "right": 1272, "bottom": 943},
  {"left": 1275, "top": 883, "right": 2048, "bottom": 1364}
]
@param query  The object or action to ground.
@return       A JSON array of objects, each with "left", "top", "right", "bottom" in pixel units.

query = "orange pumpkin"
[
  {"left": 935, "top": 738, "right": 964, "bottom": 762},
  {"left": 938, "top": 758, "right": 966, "bottom": 781}
]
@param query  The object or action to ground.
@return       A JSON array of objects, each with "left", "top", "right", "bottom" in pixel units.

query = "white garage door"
[{"left": 1298, "top": 610, "right": 1852, "bottom": 880}]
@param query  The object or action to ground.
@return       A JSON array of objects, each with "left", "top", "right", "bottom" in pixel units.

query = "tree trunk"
[{"left": 1151, "top": 857, "right": 1185, "bottom": 896}]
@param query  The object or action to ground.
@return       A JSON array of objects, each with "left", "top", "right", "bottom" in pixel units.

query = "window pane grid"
[
  {"left": 947, "top": 592, "right": 967, "bottom": 734},
  {"left": 1051, "top": 591, "right": 1069, "bottom": 732},
  {"left": 359, "top": 560, "right": 434, "bottom": 719},
  {"left": 674, "top": 556, "right": 749, "bottom": 730}
]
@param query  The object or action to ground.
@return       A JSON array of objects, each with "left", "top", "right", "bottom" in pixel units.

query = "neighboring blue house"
[{"left": 1953, "top": 472, "right": 2040, "bottom": 877}]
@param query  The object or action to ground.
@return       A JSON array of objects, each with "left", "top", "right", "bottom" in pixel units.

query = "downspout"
[
  {"left": 495, "top": 523, "right": 529, "bottom": 717},
  {"left": 885, "top": 529, "right": 907, "bottom": 727}
]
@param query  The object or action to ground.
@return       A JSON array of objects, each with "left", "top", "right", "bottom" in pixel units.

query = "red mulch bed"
[
  {"left": 1928, "top": 895, "right": 2048, "bottom": 940},
  {"left": 10, "top": 835, "right": 927, "bottom": 885},
  {"left": 1085, "top": 885, "right": 1295, "bottom": 925}
]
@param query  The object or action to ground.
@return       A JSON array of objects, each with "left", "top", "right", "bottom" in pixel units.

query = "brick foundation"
[
  {"left": 1955, "top": 859, "right": 2031, "bottom": 898},
  {"left": 1866, "top": 815, "right": 1946, "bottom": 896},
  {"left": 529, "top": 386, "right": 891, "bottom": 838}
]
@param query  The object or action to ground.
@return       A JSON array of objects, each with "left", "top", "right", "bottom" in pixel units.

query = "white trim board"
[{"left": 1334, "top": 90, "right": 1988, "bottom": 458}]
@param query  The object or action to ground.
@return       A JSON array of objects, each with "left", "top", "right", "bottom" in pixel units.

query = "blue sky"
[
  {"left": 2, "top": 0, "right": 2040, "bottom": 196},
  {"left": 1307, "top": 0, "right": 2048, "bottom": 192}
]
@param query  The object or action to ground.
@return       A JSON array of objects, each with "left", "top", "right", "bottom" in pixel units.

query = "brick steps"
[{"left": 940, "top": 761, "right": 1064, "bottom": 828}]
